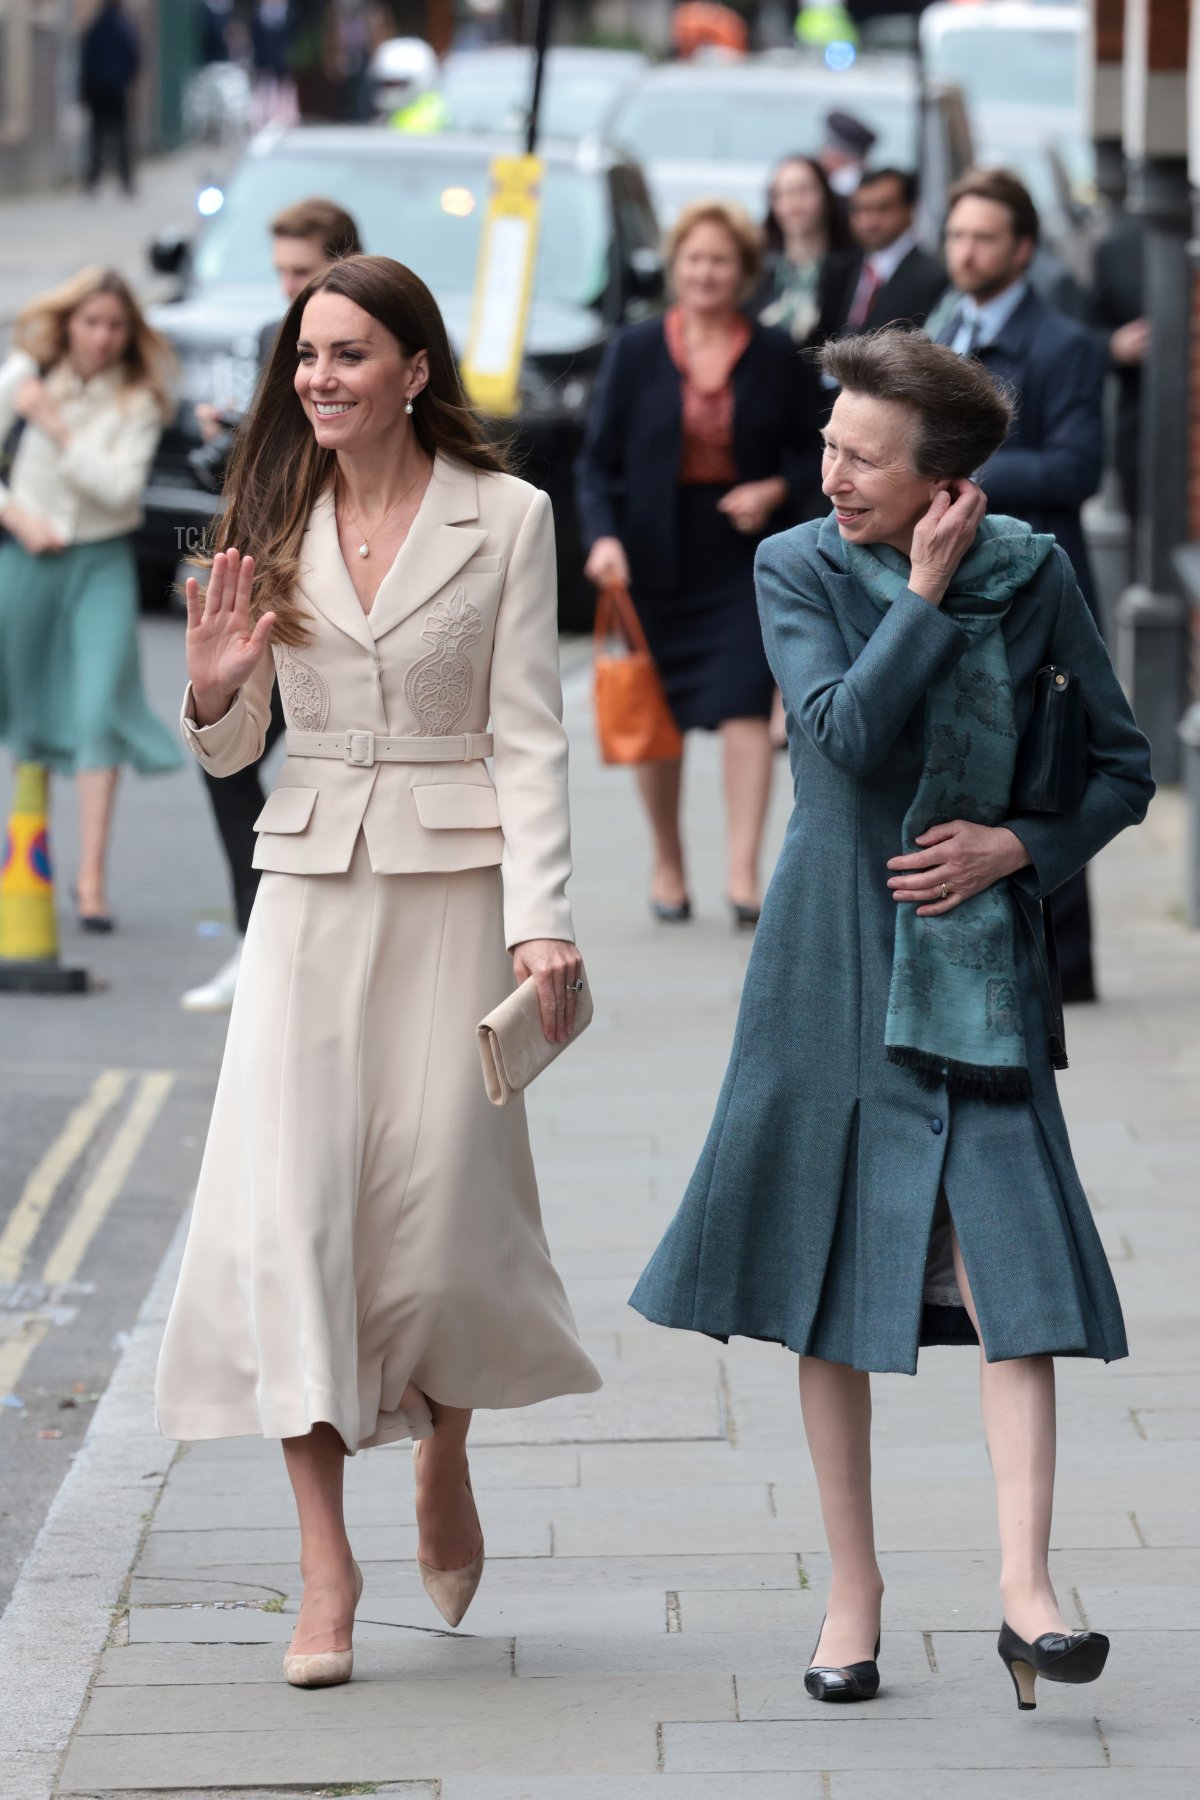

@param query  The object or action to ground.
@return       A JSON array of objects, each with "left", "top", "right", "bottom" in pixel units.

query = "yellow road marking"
[
  {"left": 0, "top": 1072, "right": 174, "bottom": 1401},
  {"left": 42, "top": 1073, "right": 174, "bottom": 1287},
  {"left": 0, "top": 1070, "right": 128, "bottom": 1285}
]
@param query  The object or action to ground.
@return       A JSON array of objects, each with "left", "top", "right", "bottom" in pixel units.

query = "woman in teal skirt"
[{"left": 0, "top": 267, "right": 181, "bottom": 928}]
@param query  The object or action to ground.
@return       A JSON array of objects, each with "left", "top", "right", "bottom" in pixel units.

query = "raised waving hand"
[{"left": 185, "top": 550, "right": 276, "bottom": 726}]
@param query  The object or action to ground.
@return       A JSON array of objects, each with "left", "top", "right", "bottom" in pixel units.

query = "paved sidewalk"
[
  {"left": 3, "top": 670, "right": 1199, "bottom": 1797},
  {"left": 0, "top": 144, "right": 220, "bottom": 332}
]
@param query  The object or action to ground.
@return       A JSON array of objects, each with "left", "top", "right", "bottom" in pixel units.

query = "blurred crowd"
[{"left": 0, "top": 0, "right": 1153, "bottom": 1021}]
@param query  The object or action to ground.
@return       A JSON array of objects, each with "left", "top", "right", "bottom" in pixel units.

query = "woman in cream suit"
[{"left": 155, "top": 255, "right": 600, "bottom": 1687}]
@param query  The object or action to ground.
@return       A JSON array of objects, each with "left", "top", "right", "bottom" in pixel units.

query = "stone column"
[{"left": 1116, "top": 0, "right": 1192, "bottom": 782}]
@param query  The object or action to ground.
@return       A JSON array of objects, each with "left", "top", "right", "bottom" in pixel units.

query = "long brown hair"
[
  {"left": 213, "top": 254, "right": 510, "bottom": 646},
  {"left": 13, "top": 266, "right": 175, "bottom": 418}
]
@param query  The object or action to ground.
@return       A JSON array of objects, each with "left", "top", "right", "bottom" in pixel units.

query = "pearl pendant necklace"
[{"left": 339, "top": 460, "right": 429, "bottom": 564}]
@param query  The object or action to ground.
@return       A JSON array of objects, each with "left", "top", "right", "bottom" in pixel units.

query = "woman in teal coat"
[{"left": 631, "top": 333, "right": 1153, "bottom": 1712}]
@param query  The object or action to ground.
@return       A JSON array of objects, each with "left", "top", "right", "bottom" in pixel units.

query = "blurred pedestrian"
[
  {"left": 0, "top": 269, "right": 181, "bottom": 930},
  {"left": 932, "top": 168, "right": 1109, "bottom": 1003},
  {"left": 633, "top": 330, "right": 1152, "bottom": 1711},
  {"left": 1089, "top": 212, "right": 1149, "bottom": 526},
  {"left": 79, "top": 0, "right": 141, "bottom": 197},
  {"left": 184, "top": 197, "right": 362, "bottom": 1014},
  {"left": 838, "top": 169, "right": 946, "bottom": 335},
  {"left": 819, "top": 109, "right": 877, "bottom": 199},
  {"left": 251, "top": 1, "right": 299, "bottom": 130},
  {"left": 756, "top": 154, "right": 856, "bottom": 744},
  {"left": 200, "top": 0, "right": 235, "bottom": 65},
  {"left": 756, "top": 154, "right": 856, "bottom": 354},
  {"left": 576, "top": 199, "right": 821, "bottom": 928},
  {"left": 156, "top": 255, "right": 599, "bottom": 1686}
]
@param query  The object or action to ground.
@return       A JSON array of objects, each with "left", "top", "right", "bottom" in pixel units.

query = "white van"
[{"left": 919, "top": 2, "right": 1093, "bottom": 240}]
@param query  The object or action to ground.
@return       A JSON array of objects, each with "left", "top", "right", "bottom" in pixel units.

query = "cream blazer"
[
  {"left": 0, "top": 350, "right": 163, "bottom": 543},
  {"left": 182, "top": 453, "right": 574, "bottom": 949}
]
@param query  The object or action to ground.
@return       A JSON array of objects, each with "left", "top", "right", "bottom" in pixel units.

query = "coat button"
[{"left": 930, "top": 1118, "right": 944, "bottom": 1135}]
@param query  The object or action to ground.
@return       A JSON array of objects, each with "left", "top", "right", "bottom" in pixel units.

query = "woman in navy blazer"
[{"left": 576, "top": 199, "right": 822, "bottom": 927}]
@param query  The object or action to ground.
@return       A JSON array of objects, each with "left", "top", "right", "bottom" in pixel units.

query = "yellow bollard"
[{"left": 0, "top": 763, "right": 88, "bottom": 992}]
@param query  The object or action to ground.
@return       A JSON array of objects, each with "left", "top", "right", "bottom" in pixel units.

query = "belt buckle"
[{"left": 345, "top": 730, "right": 376, "bottom": 766}]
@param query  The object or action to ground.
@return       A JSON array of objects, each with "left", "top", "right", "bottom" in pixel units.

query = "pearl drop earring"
[{"left": 404, "top": 398, "right": 414, "bottom": 416}]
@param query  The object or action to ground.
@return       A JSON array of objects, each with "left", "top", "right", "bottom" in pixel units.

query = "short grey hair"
[{"left": 818, "top": 329, "right": 1015, "bottom": 479}]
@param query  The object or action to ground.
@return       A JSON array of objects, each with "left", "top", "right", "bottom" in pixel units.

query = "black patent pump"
[
  {"left": 804, "top": 1616, "right": 882, "bottom": 1704},
  {"left": 997, "top": 1620, "right": 1110, "bottom": 1711}
]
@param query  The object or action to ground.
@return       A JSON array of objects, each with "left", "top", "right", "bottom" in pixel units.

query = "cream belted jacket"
[{"left": 181, "top": 454, "right": 574, "bottom": 949}]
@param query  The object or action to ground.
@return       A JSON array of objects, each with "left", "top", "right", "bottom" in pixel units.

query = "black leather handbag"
[
  {"left": 1013, "top": 664, "right": 1088, "bottom": 815},
  {"left": 1011, "top": 664, "right": 1089, "bottom": 1074}
]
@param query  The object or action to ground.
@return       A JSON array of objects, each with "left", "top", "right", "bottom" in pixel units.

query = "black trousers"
[
  {"left": 85, "top": 93, "right": 134, "bottom": 193},
  {"left": 201, "top": 687, "right": 286, "bottom": 937}
]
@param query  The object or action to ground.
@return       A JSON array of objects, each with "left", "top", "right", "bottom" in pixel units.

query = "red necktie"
[{"left": 847, "top": 263, "right": 882, "bottom": 332}]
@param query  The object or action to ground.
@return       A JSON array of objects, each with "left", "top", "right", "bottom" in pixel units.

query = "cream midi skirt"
[{"left": 155, "top": 836, "right": 601, "bottom": 1451}]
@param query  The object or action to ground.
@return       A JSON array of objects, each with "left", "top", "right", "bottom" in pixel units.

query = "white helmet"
[{"left": 368, "top": 37, "right": 439, "bottom": 117}]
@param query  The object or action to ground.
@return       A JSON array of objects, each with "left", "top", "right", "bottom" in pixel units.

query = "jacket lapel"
[
  {"left": 368, "top": 452, "right": 488, "bottom": 642},
  {"left": 298, "top": 490, "right": 377, "bottom": 654}
]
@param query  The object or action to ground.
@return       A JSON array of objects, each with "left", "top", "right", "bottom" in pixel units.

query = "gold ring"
[{"left": 939, "top": 882, "right": 949, "bottom": 900}]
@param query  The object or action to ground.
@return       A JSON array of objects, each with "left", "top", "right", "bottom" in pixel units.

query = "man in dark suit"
[
  {"left": 838, "top": 169, "right": 947, "bottom": 334},
  {"left": 935, "top": 168, "right": 1106, "bottom": 624},
  {"left": 935, "top": 167, "right": 1108, "bottom": 1005}
]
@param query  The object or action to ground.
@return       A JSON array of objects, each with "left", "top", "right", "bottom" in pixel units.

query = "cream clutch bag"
[{"left": 476, "top": 974, "right": 593, "bottom": 1106}]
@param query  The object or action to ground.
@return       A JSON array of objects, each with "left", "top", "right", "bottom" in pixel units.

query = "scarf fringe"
[{"left": 886, "top": 1046, "right": 1032, "bottom": 1104}]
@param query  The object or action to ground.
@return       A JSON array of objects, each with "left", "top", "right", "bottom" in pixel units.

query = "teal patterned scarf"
[{"left": 844, "top": 516, "right": 1056, "bottom": 1101}]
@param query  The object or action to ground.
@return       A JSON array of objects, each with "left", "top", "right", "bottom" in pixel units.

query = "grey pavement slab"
[
  {"left": 127, "top": 1586, "right": 668, "bottom": 1642},
  {"left": 138, "top": 1518, "right": 552, "bottom": 1568},
  {"left": 67, "top": 1791, "right": 437, "bottom": 1800},
  {"left": 661, "top": 1715, "right": 1111, "bottom": 1771},
  {"left": 95, "top": 1636, "right": 514, "bottom": 1685},
  {"left": 127, "top": 1551, "right": 806, "bottom": 1603},
  {"left": 151, "top": 1479, "right": 775, "bottom": 1534},
  {"left": 60, "top": 1676, "right": 737, "bottom": 1788},
  {"left": 438, "top": 1783, "right": 821, "bottom": 1799},
  {"left": 829, "top": 1779, "right": 1198, "bottom": 1800}
]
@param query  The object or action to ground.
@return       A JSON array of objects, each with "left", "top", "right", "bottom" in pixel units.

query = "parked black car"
[{"left": 139, "top": 128, "right": 663, "bottom": 628}]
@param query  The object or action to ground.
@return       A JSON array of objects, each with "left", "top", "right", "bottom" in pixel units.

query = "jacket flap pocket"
[
  {"left": 253, "top": 787, "right": 318, "bottom": 834},
  {"left": 412, "top": 783, "right": 501, "bottom": 831}
]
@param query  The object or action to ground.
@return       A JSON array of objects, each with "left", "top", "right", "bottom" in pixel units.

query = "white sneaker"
[{"left": 181, "top": 943, "right": 243, "bottom": 1013}]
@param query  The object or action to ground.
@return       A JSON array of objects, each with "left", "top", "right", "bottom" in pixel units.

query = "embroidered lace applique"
[
  {"left": 276, "top": 646, "right": 330, "bottom": 732},
  {"left": 405, "top": 588, "right": 483, "bottom": 735}
]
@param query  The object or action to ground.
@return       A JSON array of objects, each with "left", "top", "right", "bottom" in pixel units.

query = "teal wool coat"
[{"left": 630, "top": 515, "right": 1154, "bottom": 1372}]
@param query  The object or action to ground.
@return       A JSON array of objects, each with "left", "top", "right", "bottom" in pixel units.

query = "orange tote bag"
[{"left": 592, "top": 582, "right": 683, "bottom": 766}]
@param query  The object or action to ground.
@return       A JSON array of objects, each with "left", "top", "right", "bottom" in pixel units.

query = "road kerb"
[{"left": 0, "top": 1205, "right": 188, "bottom": 1800}]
